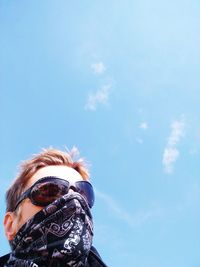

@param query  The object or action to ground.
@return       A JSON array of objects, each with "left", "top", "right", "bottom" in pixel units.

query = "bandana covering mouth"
[{"left": 7, "top": 192, "right": 93, "bottom": 267}]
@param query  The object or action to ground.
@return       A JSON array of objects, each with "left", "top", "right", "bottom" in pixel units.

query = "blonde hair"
[{"left": 6, "top": 147, "right": 89, "bottom": 212}]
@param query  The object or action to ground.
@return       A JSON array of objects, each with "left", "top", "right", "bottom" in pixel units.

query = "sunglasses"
[{"left": 14, "top": 176, "right": 95, "bottom": 211}]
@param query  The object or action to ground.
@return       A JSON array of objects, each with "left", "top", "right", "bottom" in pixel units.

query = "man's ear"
[{"left": 4, "top": 212, "right": 18, "bottom": 241}]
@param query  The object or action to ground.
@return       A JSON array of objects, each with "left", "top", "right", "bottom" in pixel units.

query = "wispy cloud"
[
  {"left": 163, "top": 147, "right": 179, "bottom": 173},
  {"left": 167, "top": 120, "right": 185, "bottom": 146},
  {"left": 139, "top": 122, "right": 148, "bottom": 130},
  {"left": 91, "top": 62, "right": 106, "bottom": 74},
  {"left": 176, "top": 182, "right": 200, "bottom": 213},
  {"left": 189, "top": 148, "right": 198, "bottom": 155},
  {"left": 85, "top": 84, "right": 112, "bottom": 111},
  {"left": 95, "top": 188, "right": 162, "bottom": 228},
  {"left": 162, "top": 117, "right": 185, "bottom": 174},
  {"left": 136, "top": 137, "right": 144, "bottom": 144}
]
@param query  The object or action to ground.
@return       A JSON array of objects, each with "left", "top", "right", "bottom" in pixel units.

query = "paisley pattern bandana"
[{"left": 6, "top": 192, "right": 93, "bottom": 267}]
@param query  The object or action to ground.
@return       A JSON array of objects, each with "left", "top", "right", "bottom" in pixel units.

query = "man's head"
[{"left": 4, "top": 147, "right": 90, "bottom": 241}]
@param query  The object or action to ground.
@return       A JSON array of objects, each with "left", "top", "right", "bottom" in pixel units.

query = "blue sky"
[{"left": 0, "top": 1, "right": 200, "bottom": 266}]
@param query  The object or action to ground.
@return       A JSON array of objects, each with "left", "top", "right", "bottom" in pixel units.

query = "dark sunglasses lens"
[
  {"left": 76, "top": 182, "right": 95, "bottom": 208},
  {"left": 31, "top": 180, "right": 69, "bottom": 206}
]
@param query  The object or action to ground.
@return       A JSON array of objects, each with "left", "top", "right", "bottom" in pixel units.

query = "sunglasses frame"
[{"left": 14, "top": 176, "right": 94, "bottom": 211}]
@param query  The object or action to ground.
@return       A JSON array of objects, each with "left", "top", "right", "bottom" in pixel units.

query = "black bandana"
[{"left": 6, "top": 192, "right": 93, "bottom": 267}]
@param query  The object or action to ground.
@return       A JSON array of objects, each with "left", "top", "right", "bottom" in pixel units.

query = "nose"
[{"left": 68, "top": 185, "right": 77, "bottom": 193}]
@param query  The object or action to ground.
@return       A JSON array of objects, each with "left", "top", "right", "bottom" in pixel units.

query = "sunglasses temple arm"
[{"left": 13, "top": 190, "right": 31, "bottom": 211}]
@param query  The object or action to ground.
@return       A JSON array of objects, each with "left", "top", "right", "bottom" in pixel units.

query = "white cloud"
[
  {"left": 85, "top": 84, "right": 112, "bottom": 111},
  {"left": 91, "top": 62, "right": 106, "bottom": 74},
  {"left": 162, "top": 117, "right": 185, "bottom": 174},
  {"left": 139, "top": 122, "right": 148, "bottom": 130},
  {"left": 168, "top": 120, "right": 185, "bottom": 147},
  {"left": 162, "top": 147, "right": 179, "bottom": 173}
]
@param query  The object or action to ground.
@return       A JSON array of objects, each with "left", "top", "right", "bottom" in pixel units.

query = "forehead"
[{"left": 27, "top": 165, "right": 83, "bottom": 188}]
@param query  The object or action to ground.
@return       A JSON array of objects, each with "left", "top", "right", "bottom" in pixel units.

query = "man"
[{"left": 0, "top": 148, "right": 107, "bottom": 267}]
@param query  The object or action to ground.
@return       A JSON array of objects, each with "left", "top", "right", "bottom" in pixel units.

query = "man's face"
[{"left": 4, "top": 165, "right": 84, "bottom": 241}]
